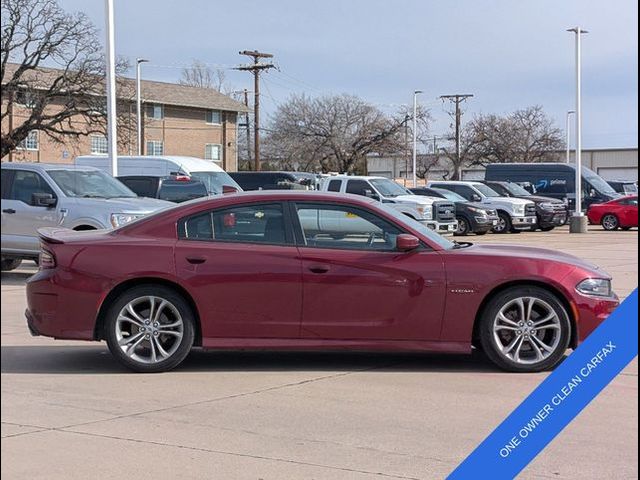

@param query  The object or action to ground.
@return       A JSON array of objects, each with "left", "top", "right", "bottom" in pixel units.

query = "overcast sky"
[{"left": 60, "top": 0, "right": 638, "bottom": 149}]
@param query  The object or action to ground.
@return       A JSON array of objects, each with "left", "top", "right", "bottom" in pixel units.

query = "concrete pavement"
[{"left": 1, "top": 226, "right": 637, "bottom": 479}]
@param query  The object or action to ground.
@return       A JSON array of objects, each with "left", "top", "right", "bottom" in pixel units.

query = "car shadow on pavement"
[{"left": 0, "top": 345, "right": 516, "bottom": 375}]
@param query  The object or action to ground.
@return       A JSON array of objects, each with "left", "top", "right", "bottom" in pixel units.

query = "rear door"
[
  {"left": 1, "top": 169, "right": 63, "bottom": 254},
  {"left": 174, "top": 201, "right": 303, "bottom": 340},
  {"left": 292, "top": 201, "right": 446, "bottom": 341}
]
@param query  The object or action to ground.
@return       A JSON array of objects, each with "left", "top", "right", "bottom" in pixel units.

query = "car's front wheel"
[
  {"left": 602, "top": 214, "right": 620, "bottom": 231},
  {"left": 105, "top": 285, "right": 195, "bottom": 373},
  {"left": 454, "top": 216, "right": 470, "bottom": 236},
  {"left": 1, "top": 257, "right": 22, "bottom": 271},
  {"left": 478, "top": 286, "right": 571, "bottom": 372},
  {"left": 492, "top": 212, "right": 512, "bottom": 234}
]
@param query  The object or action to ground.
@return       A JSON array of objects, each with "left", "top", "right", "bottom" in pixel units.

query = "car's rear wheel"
[
  {"left": 454, "top": 216, "right": 470, "bottom": 236},
  {"left": 105, "top": 285, "right": 195, "bottom": 373},
  {"left": 1, "top": 257, "right": 22, "bottom": 271},
  {"left": 478, "top": 286, "right": 571, "bottom": 372},
  {"left": 492, "top": 212, "right": 511, "bottom": 234},
  {"left": 602, "top": 214, "right": 619, "bottom": 231}
]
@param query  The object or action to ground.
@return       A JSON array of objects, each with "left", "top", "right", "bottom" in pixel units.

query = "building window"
[
  {"left": 90, "top": 135, "right": 108, "bottom": 155},
  {"left": 15, "top": 90, "right": 38, "bottom": 108},
  {"left": 205, "top": 144, "right": 222, "bottom": 162},
  {"left": 206, "top": 110, "right": 222, "bottom": 124},
  {"left": 17, "top": 130, "right": 39, "bottom": 150},
  {"left": 146, "top": 140, "right": 164, "bottom": 155},
  {"left": 146, "top": 104, "right": 164, "bottom": 119}
]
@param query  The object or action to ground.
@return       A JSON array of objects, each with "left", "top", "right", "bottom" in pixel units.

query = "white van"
[{"left": 74, "top": 155, "right": 242, "bottom": 195}]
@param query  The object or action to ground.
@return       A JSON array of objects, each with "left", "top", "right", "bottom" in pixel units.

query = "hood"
[
  {"left": 515, "top": 195, "right": 565, "bottom": 204},
  {"left": 458, "top": 243, "right": 609, "bottom": 277},
  {"left": 71, "top": 196, "right": 172, "bottom": 213},
  {"left": 393, "top": 194, "right": 435, "bottom": 205},
  {"left": 464, "top": 201, "right": 495, "bottom": 211}
]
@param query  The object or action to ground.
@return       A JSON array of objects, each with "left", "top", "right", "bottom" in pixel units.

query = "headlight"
[
  {"left": 467, "top": 206, "right": 487, "bottom": 215},
  {"left": 110, "top": 213, "right": 145, "bottom": 228},
  {"left": 576, "top": 278, "right": 612, "bottom": 297},
  {"left": 514, "top": 205, "right": 525, "bottom": 215},
  {"left": 416, "top": 205, "right": 433, "bottom": 220}
]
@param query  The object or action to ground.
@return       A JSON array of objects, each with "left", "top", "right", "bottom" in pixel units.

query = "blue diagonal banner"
[{"left": 448, "top": 288, "right": 638, "bottom": 480}]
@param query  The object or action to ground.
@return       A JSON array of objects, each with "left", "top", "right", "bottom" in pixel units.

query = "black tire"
[
  {"left": 492, "top": 212, "right": 512, "bottom": 234},
  {"left": 104, "top": 285, "right": 195, "bottom": 373},
  {"left": 454, "top": 216, "right": 470, "bottom": 236},
  {"left": 478, "top": 286, "right": 571, "bottom": 373},
  {"left": 601, "top": 214, "right": 619, "bottom": 231},
  {"left": 1, "top": 257, "right": 22, "bottom": 271},
  {"left": 475, "top": 231, "right": 488, "bottom": 236},
  {"left": 621, "top": 227, "right": 632, "bottom": 231},
  {"left": 540, "top": 226, "right": 555, "bottom": 232}
]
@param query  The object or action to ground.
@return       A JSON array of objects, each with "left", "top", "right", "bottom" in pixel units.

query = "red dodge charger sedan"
[
  {"left": 587, "top": 195, "right": 638, "bottom": 231},
  {"left": 26, "top": 191, "right": 619, "bottom": 373}
]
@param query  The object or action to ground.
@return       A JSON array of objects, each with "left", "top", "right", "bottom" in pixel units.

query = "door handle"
[
  {"left": 308, "top": 264, "right": 330, "bottom": 274},
  {"left": 2, "top": 209, "right": 16, "bottom": 214},
  {"left": 186, "top": 256, "right": 206, "bottom": 265}
]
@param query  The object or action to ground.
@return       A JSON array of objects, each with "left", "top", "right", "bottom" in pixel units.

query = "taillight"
[{"left": 39, "top": 249, "right": 56, "bottom": 269}]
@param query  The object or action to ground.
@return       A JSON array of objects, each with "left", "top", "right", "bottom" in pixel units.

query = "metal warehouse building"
[{"left": 367, "top": 148, "right": 638, "bottom": 183}]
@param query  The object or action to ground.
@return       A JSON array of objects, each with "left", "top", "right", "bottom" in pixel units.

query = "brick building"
[{"left": 1, "top": 63, "right": 249, "bottom": 172}]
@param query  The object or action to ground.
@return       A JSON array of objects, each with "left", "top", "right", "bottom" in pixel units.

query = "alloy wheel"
[
  {"left": 115, "top": 296, "right": 184, "bottom": 364},
  {"left": 602, "top": 214, "right": 619, "bottom": 231},
  {"left": 492, "top": 296, "right": 562, "bottom": 365}
]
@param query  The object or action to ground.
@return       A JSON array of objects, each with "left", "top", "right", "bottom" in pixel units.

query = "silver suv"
[{"left": 1, "top": 162, "right": 171, "bottom": 270}]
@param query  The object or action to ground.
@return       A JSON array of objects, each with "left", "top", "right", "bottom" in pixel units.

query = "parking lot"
[{"left": 1, "top": 226, "right": 637, "bottom": 480}]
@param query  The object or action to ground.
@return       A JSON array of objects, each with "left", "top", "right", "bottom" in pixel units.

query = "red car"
[
  {"left": 587, "top": 195, "right": 638, "bottom": 231},
  {"left": 26, "top": 191, "right": 619, "bottom": 373}
]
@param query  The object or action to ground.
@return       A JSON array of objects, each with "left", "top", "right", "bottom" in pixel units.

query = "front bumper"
[
  {"left": 511, "top": 215, "right": 538, "bottom": 230},
  {"left": 425, "top": 220, "right": 458, "bottom": 235},
  {"left": 538, "top": 210, "right": 568, "bottom": 228},
  {"left": 471, "top": 215, "right": 499, "bottom": 233},
  {"left": 573, "top": 292, "right": 620, "bottom": 345}
]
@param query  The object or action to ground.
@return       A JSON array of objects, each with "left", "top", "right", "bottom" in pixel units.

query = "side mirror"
[
  {"left": 396, "top": 234, "right": 420, "bottom": 252},
  {"left": 32, "top": 193, "right": 56, "bottom": 207},
  {"left": 364, "top": 189, "right": 380, "bottom": 201},
  {"left": 472, "top": 194, "right": 482, "bottom": 202},
  {"left": 590, "top": 189, "right": 597, "bottom": 198},
  {"left": 222, "top": 185, "right": 238, "bottom": 194}
]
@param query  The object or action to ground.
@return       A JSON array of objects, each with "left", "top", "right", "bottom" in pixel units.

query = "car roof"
[
  {"left": 1, "top": 162, "right": 101, "bottom": 172},
  {"left": 429, "top": 180, "right": 482, "bottom": 185},
  {"left": 326, "top": 175, "right": 389, "bottom": 181}
]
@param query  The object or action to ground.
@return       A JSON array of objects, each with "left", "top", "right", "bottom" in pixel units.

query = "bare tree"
[
  {"left": 440, "top": 105, "right": 564, "bottom": 179},
  {"left": 179, "top": 59, "right": 228, "bottom": 92},
  {"left": 1, "top": 0, "right": 133, "bottom": 159},
  {"left": 264, "top": 94, "right": 430, "bottom": 174}
]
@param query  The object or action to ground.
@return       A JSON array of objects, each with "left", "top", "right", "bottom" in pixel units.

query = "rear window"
[{"left": 158, "top": 181, "right": 209, "bottom": 203}]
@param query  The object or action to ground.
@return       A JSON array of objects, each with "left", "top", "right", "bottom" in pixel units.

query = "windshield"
[
  {"left": 474, "top": 183, "right": 501, "bottom": 198},
  {"left": 189, "top": 171, "right": 242, "bottom": 195},
  {"left": 378, "top": 203, "right": 455, "bottom": 250},
  {"left": 623, "top": 184, "right": 638, "bottom": 194},
  {"left": 48, "top": 169, "right": 137, "bottom": 198},
  {"left": 370, "top": 178, "right": 411, "bottom": 198},
  {"left": 434, "top": 189, "right": 468, "bottom": 203},
  {"left": 582, "top": 167, "right": 618, "bottom": 195},
  {"left": 503, "top": 182, "right": 531, "bottom": 196}
]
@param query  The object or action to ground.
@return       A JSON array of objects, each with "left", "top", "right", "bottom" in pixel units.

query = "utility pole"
[
  {"left": 403, "top": 115, "right": 410, "bottom": 186},
  {"left": 243, "top": 89, "right": 252, "bottom": 167},
  {"left": 136, "top": 58, "right": 149, "bottom": 155},
  {"left": 565, "top": 110, "right": 575, "bottom": 164},
  {"left": 440, "top": 94, "right": 473, "bottom": 180},
  {"left": 237, "top": 50, "right": 274, "bottom": 171},
  {"left": 104, "top": 0, "right": 118, "bottom": 176}
]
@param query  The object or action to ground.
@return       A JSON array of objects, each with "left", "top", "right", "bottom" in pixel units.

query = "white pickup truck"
[
  {"left": 319, "top": 176, "right": 458, "bottom": 235},
  {"left": 427, "top": 180, "right": 537, "bottom": 233}
]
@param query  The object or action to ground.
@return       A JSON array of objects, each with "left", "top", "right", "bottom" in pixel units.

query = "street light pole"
[
  {"left": 565, "top": 110, "right": 575, "bottom": 164},
  {"left": 136, "top": 58, "right": 149, "bottom": 156},
  {"left": 567, "top": 27, "right": 588, "bottom": 233},
  {"left": 412, "top": 90, "right": 422, "bottom": 188},
  {"left": 104, "top": 0, "right": 118, "bottom": 176}
]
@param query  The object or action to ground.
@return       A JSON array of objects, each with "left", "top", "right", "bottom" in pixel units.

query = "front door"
[
  {"left": 293, "top": 202, "right": 446, "bottom": 341},
  {"left": 1, "top": 169, "right": 63, "bottom": 255},
  {"left": 174, "top": 202, "right": 303, "bottom": 340}
]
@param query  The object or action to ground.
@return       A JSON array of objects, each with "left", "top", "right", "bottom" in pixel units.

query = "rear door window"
[
  {"left": 119, "top": 177, "right": 157, "bottom": 197},
  {"left": 346, "top": 180, "right": 372, "bottom": 197},
  {"left": 179, "top": 203, "right": 291, "bottom": 245},
  {"left": 327, "top": 179, "right": 342, "bottom": 192}
]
